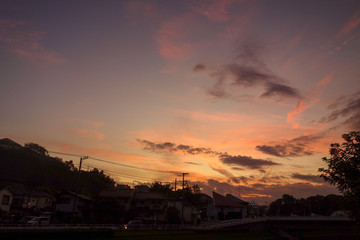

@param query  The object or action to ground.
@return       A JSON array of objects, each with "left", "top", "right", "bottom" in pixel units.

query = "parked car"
[
  {"left": 27, "top": 216, "right": 50, "bottom": 226},
  {"left": 124, "top": 220, "right": 143, "bottom": 230},
  {"left": 18, "top": 216, "right": 35, "bottom": 224}
]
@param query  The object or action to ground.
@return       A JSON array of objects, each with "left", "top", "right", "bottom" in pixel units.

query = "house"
[
  {"left": 98, "top": 189, "right": 134, "bottom": 211},
  {"left": 210, "top": 191, "right": 247, "bottom": 220},
  {"left": 96, "top": 189, "right": 134, "bottom": 223},
  {"left": 55, "top": 191, "right": 93, "bottom": 216},
  {"left": 0, "top": 187, "right": 13, "bottom": 216},
  {"left": 167, "top": 199, "right": 200, "bottom": 224},
  {"left": 7, "top": 186, "right": 37, "bottom": 213},
  {"left": 131, "top": 192, "right": 167, "bottom": 222},
  {"left": 197, "top": 193, "right": 213, "bottom": 221},
  {"left": 34, "top": 191, "right": 55, "bottom": 210},
  {"left": 7, "top": 186, "right": 54, "bottom": 213}
]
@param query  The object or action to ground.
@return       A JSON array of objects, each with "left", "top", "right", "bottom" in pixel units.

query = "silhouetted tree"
[
  {"left": 24, "top": 142, "right": 48, "bottom": 156},
  {"left": 319, "top": 131, "right": 360, "bottom": 221},
  {"left": 149, "top": 182, "right": 173, "bottom": 197}
]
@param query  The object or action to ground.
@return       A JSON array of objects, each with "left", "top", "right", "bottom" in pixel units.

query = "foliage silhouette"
[{"left": 319, "top": 131, "right": 360, "bottom": 221}]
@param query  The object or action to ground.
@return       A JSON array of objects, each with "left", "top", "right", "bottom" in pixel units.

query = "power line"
[
  {"left": 82, "top": 164, "right": 167, "bottom": 182},
  {"left": 49, "top": 150, "right": 176, "bottom": 174}
]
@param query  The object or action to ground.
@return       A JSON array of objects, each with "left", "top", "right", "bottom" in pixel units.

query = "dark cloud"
[
  {"left": 194, "top": 40, "right": 300, "bottom": 100},
  {"left": 219, "top": 154, "right": 280, "bottom": 169},
  {"left": 193, "top": 63, "right": 206, "bottom": 72},
  {"left": 200, "top": 179, "right": 338, "bottom": 204},
  {"left": 184, "top": 161, "right": 201, "bottom": 166},
  {"left": 261, "top": 82, "right": 300, "bottom": 98},
  {"left": 259, "top": 175, "right": 286, "bottom": 183},
  {"left": 231, "top": 167, "right": 245, "bottom": 171},
  {"left": 223, "top": 64, "right": 275, "bottom": 87},
  {"left": 230, "top": 176, "right": 254, "bottom": 185},
  {"left": 139, "top": 139, "right": 280, "bottom": 171},
  {"left": 291, "top": 173, "right": 324, "bottom": 183},
  {"left": 320, "top": 90, "right": 360, "bottom": 130},
  {"left": 138, "top": 139, "right": 177, "bottom": 152},
  {"left": 138, "top": 139, "right": 220, "bottom": 155},
  {"left": 256, "top": 134, "right": 321, "bottom": 157}
]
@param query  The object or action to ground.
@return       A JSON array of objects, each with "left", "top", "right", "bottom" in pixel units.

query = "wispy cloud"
[
  {"left": 219, "top": 154, "right": 280, "bottom": 169},
  {"left": 188, "top": 0, "right": 236, "bottom": 22},
  {"left": 155, "top": 13, "right": 196, "bottom": 60},
  {"left": 335, "top": 11, "right": 360, "bottom": 40},
  {"left": 194, "top": 40, "right": 300, "bottom": 100},
  {"left": 176, "top": 109, "right": 247, "bottom": 123},
  {"left": 320, "top": 89, "right": 360, "bottom": 130},
  {"left": 256, "top": 134, "right": 322, "bottom": 157},
  {"left": 287, "top": 73, "right": 333, "bottom": 126},
  {"left": 291, "top": 173, "right": 323, "bottom": 184},
  {"left": 138, "top": 139, "right": 279, "bottom": 171},
  {"left": 137, "top": 139, "right": 220, "bottom": 155},
  {"left": 0, "top": 18, "right": 66, "bottom": 65}
]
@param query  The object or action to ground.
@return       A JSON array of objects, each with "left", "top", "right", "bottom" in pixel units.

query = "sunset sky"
[{"left": 1, "top": 0, "right": 360, "bottom": 203}]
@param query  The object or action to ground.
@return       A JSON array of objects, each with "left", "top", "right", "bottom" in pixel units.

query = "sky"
[{"left": 1, "top": 0, "right": 360, "bottom": 204}]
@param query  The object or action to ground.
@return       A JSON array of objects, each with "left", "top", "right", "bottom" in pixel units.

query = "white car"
[{"left": 27, "top": 217, "right": 50, "bottom": 226}]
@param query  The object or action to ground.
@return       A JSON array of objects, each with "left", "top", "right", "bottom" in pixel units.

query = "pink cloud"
[
  {"left": 155, "top": 13, "right": 196, "bottom": 60},
  {"left": 287, "top": 73, "right": 333, "bottom": 124},
  {"left": 217, "top": 7, "right": 256, "bottom": 42},
  {"left": 188, "top": 0, "right": 237, "bottom": 22},
  {"left": 335, "top": 11, "right": 360, "bottom": 40},
  {"left": 0, "top": 18, "right": 66, "bottom": 65}
]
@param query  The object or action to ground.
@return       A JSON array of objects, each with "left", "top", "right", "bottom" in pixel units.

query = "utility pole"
[
  {"left": 181, "top": 173, "right": 189, "bottom": 225},
  {"left": 182, "top": 173, "right": 188, "bottom": 190},
  {"left": 174, "top": 179, "right": 177, "bottom": 191},
  {"left": 79, "top": 156, "right": 89, "bottom": 172},
  {"left": 72, "top": 155, "right": 88, "bottom": 222}
]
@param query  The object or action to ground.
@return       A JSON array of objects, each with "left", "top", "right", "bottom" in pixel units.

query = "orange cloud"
[
  {"left": 0, "top": 18, "right": 66, "bottom": 65},
  {"left": 287, "top": 73, "right": 333, "bottom": 124}
]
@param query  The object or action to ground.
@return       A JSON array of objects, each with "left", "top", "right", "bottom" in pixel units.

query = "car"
[
  {"left": 27, "top": 216, "right": 50, "bottom": 226},
  {"left": 124, "top": 220, "right": 143, "bottom": 230},
  {"left": 18, "top": 216, "right": 36, "bottom": 224}
]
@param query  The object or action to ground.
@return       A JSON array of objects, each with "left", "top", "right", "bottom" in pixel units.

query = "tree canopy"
[{"left": 318, "top": 131, "right": 360, "bottom": 221}]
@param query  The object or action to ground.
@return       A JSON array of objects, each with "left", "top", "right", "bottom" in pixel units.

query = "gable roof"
[
  {"left": 212, "top": 191, "right": 247, "bottom": 208},
  {"left": 226, "top": 194, "right": 249, "bottom": 205}
]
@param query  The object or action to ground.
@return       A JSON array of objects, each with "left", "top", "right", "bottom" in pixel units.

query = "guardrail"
[
  {"left": 0, "top": 216, "right": 352, "bottom": 231},
  {"left": 0, "top": 224, "right": 122, "bottom": 230}
]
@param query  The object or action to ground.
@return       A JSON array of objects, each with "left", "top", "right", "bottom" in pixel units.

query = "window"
[
  {"left": 57, "top": 197, "right": 71, "bottom": 204},
  {"left": 2, "top": 195, "right": 10, "bottom": 205}
]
